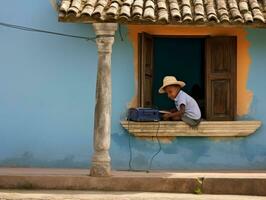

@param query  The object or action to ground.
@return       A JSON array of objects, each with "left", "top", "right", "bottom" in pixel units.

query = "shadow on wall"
[
  {"left": 0, "top": 152, "right": 89, "bottom": 168},
  {"left": 111, "top": 122, "right": 266, "bottom": 171}
]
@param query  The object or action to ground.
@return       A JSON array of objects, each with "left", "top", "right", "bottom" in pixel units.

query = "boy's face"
[{"left": 164, "top": 85, "right": 180, "bottom": 100}]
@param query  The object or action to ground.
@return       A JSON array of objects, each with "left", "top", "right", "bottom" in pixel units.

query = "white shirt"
[{"left": 174, "top": 90, "right": 201, "bottom": 120}]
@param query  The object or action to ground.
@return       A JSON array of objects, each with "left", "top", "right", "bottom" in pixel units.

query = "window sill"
[{"left": 120, "top": 121, "right": 262, "bottom": 137}]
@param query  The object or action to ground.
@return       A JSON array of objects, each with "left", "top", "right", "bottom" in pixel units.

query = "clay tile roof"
[{"left": 58, "top": 0, "right": 266, "bottom": 25}]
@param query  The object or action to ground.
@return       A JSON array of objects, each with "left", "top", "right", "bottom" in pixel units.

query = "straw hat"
[{"left": 158, "top": 76, "right": 186, "bottom": 94}]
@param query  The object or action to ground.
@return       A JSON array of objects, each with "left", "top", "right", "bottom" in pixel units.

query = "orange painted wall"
[{"left": 127, "top": 25, "right": 253, "bottom": 116}]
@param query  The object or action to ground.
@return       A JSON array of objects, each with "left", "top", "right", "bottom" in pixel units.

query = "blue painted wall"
[{"left": 0, "top": 0, "right": 266, "bottom": 170}]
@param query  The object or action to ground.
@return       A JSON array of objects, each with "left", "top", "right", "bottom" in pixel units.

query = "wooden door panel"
[
  {"left": 211, "top": 79, "right": 231, "bottom": 118},
  {"left": 206, "top": 37, "right": 237, "bottom": 121},
  {"left": 209, "top": 38, "right": 235, "bottom": 74},
  {"left": 144, "top": 77, "right": 152, "bottom": 106},
  {"left": 138, "top": 32, "right": 154, "bottom": 107}
]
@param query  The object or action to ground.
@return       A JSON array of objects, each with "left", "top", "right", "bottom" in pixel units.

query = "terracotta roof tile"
[{"left": 59, "top": 0, "right": 266, "bottom": 25}]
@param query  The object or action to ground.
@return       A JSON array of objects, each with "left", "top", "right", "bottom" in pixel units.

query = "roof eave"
[{"left": 58, "top": 15, "right": 266, "bottom": 28}]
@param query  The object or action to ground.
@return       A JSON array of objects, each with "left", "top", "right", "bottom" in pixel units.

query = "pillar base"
[{"left": 90, "top": 162, "right": 111, "bottom": 177}]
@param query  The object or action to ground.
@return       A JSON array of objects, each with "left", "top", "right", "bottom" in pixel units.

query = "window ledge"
[{"left": 120, "top": 121, "right": 262, "bottom": 137}]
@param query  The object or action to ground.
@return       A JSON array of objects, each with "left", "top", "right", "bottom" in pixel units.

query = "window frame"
[{"left": 137, "top": 33, "right": 237, "bottom": 121}]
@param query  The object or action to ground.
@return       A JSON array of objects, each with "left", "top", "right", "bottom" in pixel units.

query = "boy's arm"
[
  {"left": 169, "top": 104, "right": 185, "bottom": 118},
  {"left": 169, "top": 108, "right": 177, "bottom": 112},
  {"left": 163, "top": 104, "right": 185, "bottom": 120}
]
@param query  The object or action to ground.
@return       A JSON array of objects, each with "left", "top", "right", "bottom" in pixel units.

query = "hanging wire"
[
  {"left": 0, "top": 22, "right": 97, "bottom": 42},
  {"left": 127, "top": 117, "right": 162, "bottom": 172},
  {"left": 128, "top": 121, "right": 133, "bottom": 170},
  {"left": 147, "top": 121, "right": 161, "bottom": 172}
]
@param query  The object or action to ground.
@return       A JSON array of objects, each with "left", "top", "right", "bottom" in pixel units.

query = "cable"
[
  {"left": 126, "top": 110, "right": 162, "bottom": 172},
  {"left": 126, "top": 109, "right": 134, "bottom": 171},
  {"left": 128, "top": 120, "right": 133, "bottom": 170},
  {"left": 0, "top": 22, "right": 96, "bottom": 42},
  {"left": 147, "top": 121, "right": 161, "bottom": 172},
  {"left": 127, "top": 119, "right": 146, "bottom": 172},
  {"left": 127, "top": 113, "right": 149, "bottom": 172}
]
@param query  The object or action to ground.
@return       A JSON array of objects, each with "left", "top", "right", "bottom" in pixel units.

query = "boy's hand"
[{"left": 163, "top": 113, "right": 172, "bottom": 121}]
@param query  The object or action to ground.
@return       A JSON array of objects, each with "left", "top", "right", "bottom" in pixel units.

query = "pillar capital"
[
  {"left": 95, "top": 37, "right": 115, "bottom": 53},
  {"left": 93, "top": 23, "right": 117, "bottom": 53},
  {"left": 93, "top": 23, "right": 118, "bottom": 37}
]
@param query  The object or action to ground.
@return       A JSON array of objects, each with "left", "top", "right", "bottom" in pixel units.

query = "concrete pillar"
[{"left": 90, "top": 23, "right": 117, "bottom": 177}]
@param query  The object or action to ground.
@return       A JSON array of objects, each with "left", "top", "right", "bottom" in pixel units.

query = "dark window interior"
[{"left": 152, "top": 37, "right": 206, "bottom": 118}]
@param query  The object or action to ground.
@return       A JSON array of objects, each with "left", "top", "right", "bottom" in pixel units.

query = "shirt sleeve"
[{"left": 178, "top": 93, "right": 187, "bottom": 106}]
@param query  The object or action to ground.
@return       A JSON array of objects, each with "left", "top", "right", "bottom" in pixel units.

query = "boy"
[{"left": 159, "top": 76, "right": 201, "bottom": 126}]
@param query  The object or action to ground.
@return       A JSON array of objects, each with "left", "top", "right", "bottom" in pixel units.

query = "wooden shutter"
[
  {"left": 205, "top": 37, "right": 237, "bottom": 121},
  {"left": 138, "top": 32, "right": 154, "bottom": 107}
]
